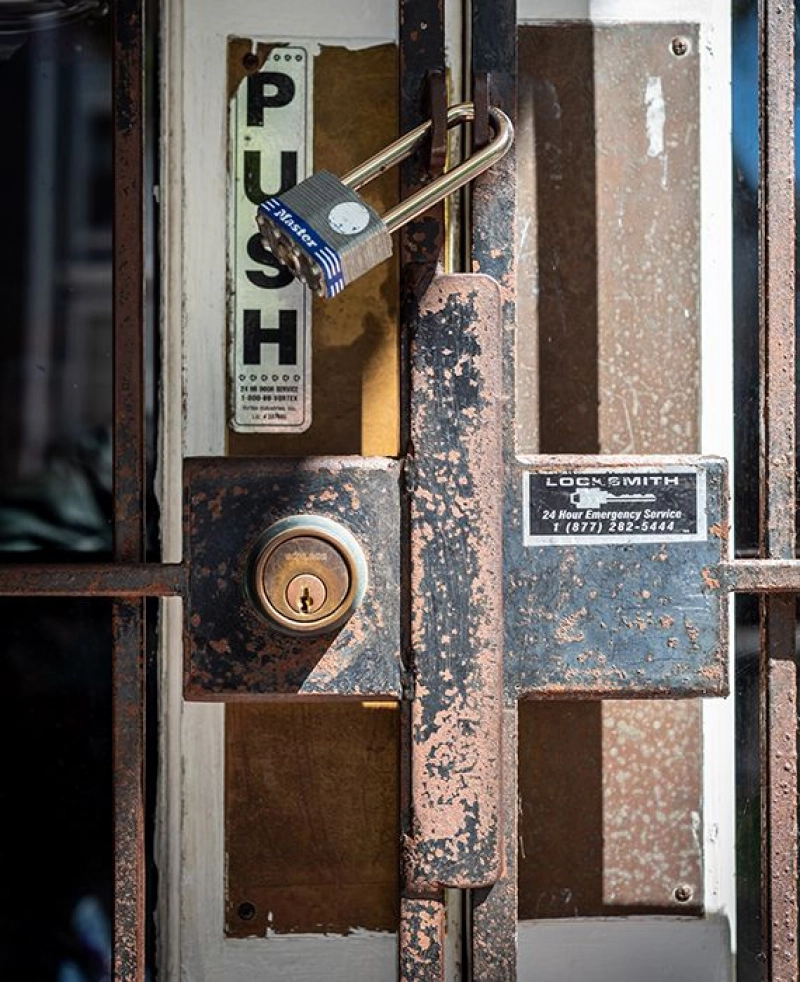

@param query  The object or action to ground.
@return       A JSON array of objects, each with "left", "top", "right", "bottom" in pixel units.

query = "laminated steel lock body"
[{"left": 256, "top": 101, "right": 514, "bottom": 298}]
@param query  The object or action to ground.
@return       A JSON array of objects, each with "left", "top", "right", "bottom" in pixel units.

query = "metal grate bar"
[
  {"left": 0, "top": 563, "right": 185, "bottom": 597},
  {"left": 398, "top": 3, "right": 448, "bottom": 978},
  {"left": 469, "top": 1, "right": 517, "bottom": 978},
  {"left": 758, "top": 1, "right": 798, "bottom": 977},
  {"left": 112, "top": 0, "right": 147, "bottom": 977}
]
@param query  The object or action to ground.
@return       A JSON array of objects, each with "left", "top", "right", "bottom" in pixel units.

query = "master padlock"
[{"left": 256, "top": 101, "right": 513, "bottom": 298}]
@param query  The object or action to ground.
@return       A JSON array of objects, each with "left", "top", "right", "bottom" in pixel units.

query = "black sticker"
[{"left": 523, "top": 468, "right": 706, "bottom": 545}]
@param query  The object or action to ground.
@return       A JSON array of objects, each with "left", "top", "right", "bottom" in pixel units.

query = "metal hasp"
[
  {"left": 182, "top": 457, "right": 402, "bottom": 699},
  {"left": 507, "top": 455, "right": 729, "bottom": 697},
  {"left": 403, "top": 273, "right": 504, "bottom": 895}
]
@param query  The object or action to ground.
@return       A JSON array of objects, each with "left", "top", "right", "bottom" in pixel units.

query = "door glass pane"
[
  {"left": 0, "top": 11, "right": 114, "bottom": 556},
  {"left": 0, "top": 598, "right": 112, "bottom": 979}
]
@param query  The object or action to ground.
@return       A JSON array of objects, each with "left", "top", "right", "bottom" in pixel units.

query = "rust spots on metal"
[
  {"left": 507, "top": 457, "right": 729, "bottom": 699},
  {"left": 399, "top": 896, "right": 446, "bottom": 981},
  {"left": 759, "top": 1, "right": 799, "bottom": 971},
  {"left": 183, "top": 457, "right": 403, "bottom": 699},
  {"left": 405, "top": 274, "right": 504, "bottom": 893},
  {"left": 0, "top": 563, "right": 186, "bottom": 597}
]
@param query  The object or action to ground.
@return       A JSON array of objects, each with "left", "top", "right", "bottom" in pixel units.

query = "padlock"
[{"left": 256, "top": 101, "right": 513, "bottom": 298}]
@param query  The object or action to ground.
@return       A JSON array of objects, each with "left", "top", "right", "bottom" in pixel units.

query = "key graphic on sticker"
[{"left": 569, "top": 489, "right": 657, "bottom": 509}]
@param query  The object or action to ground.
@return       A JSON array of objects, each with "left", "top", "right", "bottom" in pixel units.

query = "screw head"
[
  {"left": 673, "top": 884, "right": 694, "bottom": 904},
  {"left": 671, "top": 36, "right": 690, "bottom": 57}
]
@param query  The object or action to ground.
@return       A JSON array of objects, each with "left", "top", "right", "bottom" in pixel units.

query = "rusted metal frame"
[
  {"left": 399, "top": 897, "right": 447, "bottom": 981},
  {"left": 399, "top": 2, "right": 448, "bottom": 977},
  {"left": 399, "top": 0, "right": 446, "bottom": 293},
  {"left": 468, "top": 0, "right": 516, "bottom": 978},
  {"left": 112, "top": 0, "right": 148, "bottom": 978},
  {"left": 0, "top": 563, "right": 185, "bottom": 597},
  {"left": 758, "top": 1, "right": 798, "bottom": 979},
  {"left": 722, "top": 560, "right": 800, "bottom": 593}
]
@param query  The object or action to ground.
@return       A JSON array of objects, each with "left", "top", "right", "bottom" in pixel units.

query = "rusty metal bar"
[
  {"left": 758, "top": 1, "right": 798, "bottom": 978},
  {"left": 723, "top": 560, "right": 800, "bottom": 593},
  {"left": 112, "top": 0, "right": 147, "bottom": 978},
  {"left": 0, "top": 564, "right": 185, "bottom": 597},
  {"left": 399, "top": 897, "right": 446, "bottom": 980},
  {"left": 399, "top": 3, "right": 448, "bottom": 976},
  {"left": 405, "top": 274, "right": 504, "bottom": 896},
  {"left": 399, "top": 0, "right": 446, "bottom": 293},
  {"left": 469, "top": 0, "right": 517, "bottom": 978}
]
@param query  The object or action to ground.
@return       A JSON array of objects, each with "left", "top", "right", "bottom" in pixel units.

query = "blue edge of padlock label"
[{"left": 259, "top": 197, "right": 345, "bottom": 297}]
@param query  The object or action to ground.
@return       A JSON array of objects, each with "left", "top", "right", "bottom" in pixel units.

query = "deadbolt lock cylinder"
[{"left": 247, "top": 515, "right": 367, "bottom": 635}]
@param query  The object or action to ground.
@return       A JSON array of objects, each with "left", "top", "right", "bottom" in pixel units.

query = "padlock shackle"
[{"left": 340, "top": 101, "right": 513, "bottom": 234}]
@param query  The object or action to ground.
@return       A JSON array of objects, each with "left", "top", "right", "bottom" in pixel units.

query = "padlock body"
[{"left": 257, "top": 171, "right": 392, "bottom": 298}]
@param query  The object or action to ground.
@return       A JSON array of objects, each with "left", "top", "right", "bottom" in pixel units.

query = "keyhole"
[{"left": 284, "top": 573, "right": 327, "bottom": 618}]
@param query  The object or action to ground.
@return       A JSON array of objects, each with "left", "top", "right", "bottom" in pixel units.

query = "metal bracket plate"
[
  {"left": 183, "top": 456, "right": 403, "bottom": 699},
  {"left": 507, "top": 455, "right": 729, "bottom": 698}
]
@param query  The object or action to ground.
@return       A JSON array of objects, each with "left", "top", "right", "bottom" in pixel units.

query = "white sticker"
[
  {"left": 328, "top": 200, "right": 370, "bottom": 235},
  {"left": 229, "top": 45, "right": 312, "bottom": 432}
]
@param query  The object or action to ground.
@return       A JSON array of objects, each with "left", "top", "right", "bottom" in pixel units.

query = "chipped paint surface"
[
  {"left": 405, "top": 274, "right": 504, "bottom": 893},
  {"left": 507, "top": 456, "right": 729, "bottom": 698},
  {"left": 183, "top": 456, "right": 402, "bottom": 699},
  {"left": 399, "top": 897, "right": 445, "bottom": 980}
]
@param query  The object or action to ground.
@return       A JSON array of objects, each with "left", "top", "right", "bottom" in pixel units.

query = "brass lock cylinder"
[{"left": 247, "top": 515, "right": 367, "bottom": 635}]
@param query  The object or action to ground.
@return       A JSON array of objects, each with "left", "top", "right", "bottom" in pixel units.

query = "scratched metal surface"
[
  {"left": 183, "top": 456, "right": 402, "bottom": 699},
  {"left": 405, "top": 274, "right": 504, "bottom": 893},
  {"left": 507, "top": 455, "right": 729, "bottom": 697}
]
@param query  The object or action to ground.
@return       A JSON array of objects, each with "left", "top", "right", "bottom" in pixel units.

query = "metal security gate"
[{"left": 0, "top": 0, "right": 797, "bottom": 980}]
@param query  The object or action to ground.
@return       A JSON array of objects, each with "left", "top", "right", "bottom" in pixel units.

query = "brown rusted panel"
[
  {"left": 225, "top": 702, "right": 399, "bottom": 936},
  {"left": 759, "top": 1, "right": 798, "bottom": 977},
  {"left": 399, "top": 896, "right": 446, "bottom": 982},
  {"left": 405, "top": 274, "right": 504, "bottom": 892},
  {"left": 228, "top": 43, "right": 400, "bottom": 458},
  {"left": 517, "top": 701, "right": 702, "bottom": 917},
  {"left": 0, "top": 563, "right": 185, "bottom": 597},
  {"left": 183, "top": 456, "right": 403, "bottom": 699}
]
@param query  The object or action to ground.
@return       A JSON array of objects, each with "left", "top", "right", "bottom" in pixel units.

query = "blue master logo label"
[{"left": 259, "top": 197, "right": 345, "bottom": 296}]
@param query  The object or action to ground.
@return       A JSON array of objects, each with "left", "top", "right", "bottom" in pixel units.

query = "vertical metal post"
[
  {"left": 469, "top": 1, "right": 517, "bottom": 979},
  {"left": 113, "top": 0, "right": 147, "bottom": 978},
  {"left": 399, "top": 3, "right": 447, "bottom": 978},
  {"left": 758, "top": 1, "right": 797, "bottom": 978}
]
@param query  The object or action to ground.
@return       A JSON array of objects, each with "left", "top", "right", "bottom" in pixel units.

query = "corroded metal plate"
[
  {"left": 507, "top": 455, "right": 729, "bottom": 698},
  {"left": 184, "top": 456, "right": 402, "bottom": 699}
]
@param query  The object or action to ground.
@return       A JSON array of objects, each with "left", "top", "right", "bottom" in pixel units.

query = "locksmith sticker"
[{"left": 523, "top": 467, "right": 708, "bottom": 546}]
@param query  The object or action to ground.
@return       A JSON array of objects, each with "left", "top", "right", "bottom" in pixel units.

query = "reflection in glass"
[{"left": 0, "top": 12, "right": 113, "bottom": 555}]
